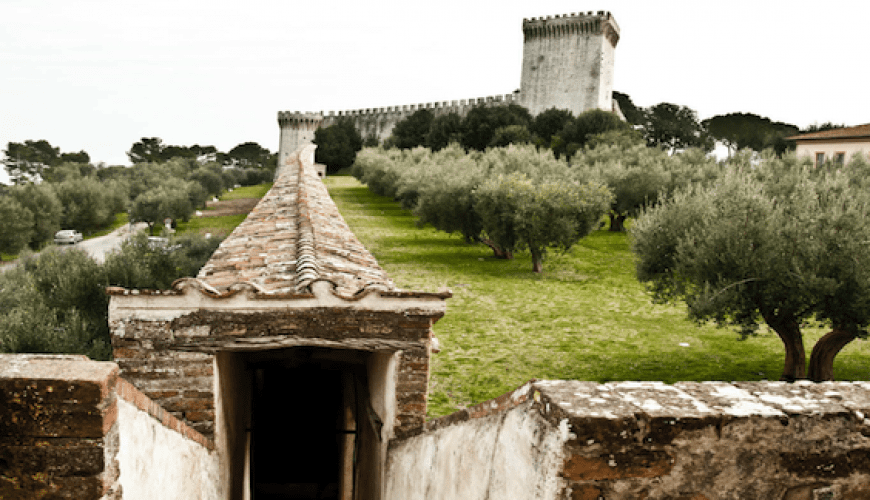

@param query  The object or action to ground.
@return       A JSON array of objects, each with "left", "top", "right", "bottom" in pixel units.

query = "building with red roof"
[{"left": 787, "top": 123, "right": 870, "bottom": 166}]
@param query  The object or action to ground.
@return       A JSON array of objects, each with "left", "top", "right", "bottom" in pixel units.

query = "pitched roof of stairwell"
[{"left": 194, "top": 145, "right": 448, "bottom": 301}]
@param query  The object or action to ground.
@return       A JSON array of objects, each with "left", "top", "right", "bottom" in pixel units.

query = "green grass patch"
[
  {"left": 221, "top": 183, "right": 272, "bottom": 200},
  {"left": 175, "top": 214, "right": 248, "bottom": 237},
  {"left": 325, "top": 176, "right": 870, "bottom": 417},
  {"left": 89, "top": 212, "right": 130, "bottom": 238}
]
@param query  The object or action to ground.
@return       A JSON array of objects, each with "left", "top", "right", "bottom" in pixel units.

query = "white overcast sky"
[{"left": 1, "top": 0, "right": 868, "bottom": 178}]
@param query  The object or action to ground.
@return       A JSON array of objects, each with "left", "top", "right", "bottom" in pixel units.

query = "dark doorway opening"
[{"left": 248, "top": 348, "right": 366, "bottom": 500}]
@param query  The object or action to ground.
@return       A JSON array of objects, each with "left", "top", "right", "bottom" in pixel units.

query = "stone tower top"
[
  {"left": 522, "top": 11, "right": 620, "bottom": 47},
  {"left": 519, "top": 10, "right": 619, "bottom": 116}
]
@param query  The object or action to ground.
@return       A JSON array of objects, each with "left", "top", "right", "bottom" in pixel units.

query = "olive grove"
[{"left": 631, "top": 153, "right": 870, "bottom": 381}]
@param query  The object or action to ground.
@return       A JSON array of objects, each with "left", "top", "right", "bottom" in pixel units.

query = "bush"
[
  {"left": 0, "top": 233, "right": 223, "bottom": 360},
  {"left": 54, "top": 177, "right": 117, "bottom": 234},
  {"left": 104, "top": 232, "right": 224, "bottom": 290},
  {"left": 0, "top": 248, "right": 111, "bottom": 359},
  {"left": 8, "top": 183, "right": 62, "bottom": 249},
  {"left": 0, "top": 196, "right": 35, "bottom": 257}
]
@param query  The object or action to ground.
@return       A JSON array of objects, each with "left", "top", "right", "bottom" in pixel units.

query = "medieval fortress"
[
  {"left": 277, "top": 11, "right": 621, "bottom": 165},
  {"left": 5, "top": 11, "right": 870, "bottom": 500}
]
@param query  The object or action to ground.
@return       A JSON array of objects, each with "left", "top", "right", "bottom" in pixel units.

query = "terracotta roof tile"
[
  {"left": 196, "top": 145, "right": 396, "bottom": 297},
  {"left": 786, "top": 123, "right": 870, "bottom": 141}
]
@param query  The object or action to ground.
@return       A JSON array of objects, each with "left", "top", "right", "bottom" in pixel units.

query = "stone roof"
[
  {"left": 786, "top": 123, "right": 870, "bottom": 141},
  {"left": 194, "top": 145, "right": 398, "bottom": 299}
]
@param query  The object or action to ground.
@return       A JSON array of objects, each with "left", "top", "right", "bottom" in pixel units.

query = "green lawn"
[
  {"left": 222, "top": 183, "right": 272, "bottom": 200},
  {"left": 90, "top": 212, "right": 130, "bottom": 238},
  {"left": 175, "top": 214, "right": 248, "bottom": 236},
  {"left": 176, "top": 183, "right": 273, "bottom": 236},
  {"left": 324, "top": 175, "right": 870, "bottom": 417}
]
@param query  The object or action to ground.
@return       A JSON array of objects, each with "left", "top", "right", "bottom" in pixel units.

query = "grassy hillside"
[{"left": 325, "top": 175, "right": 870, "bottom": 417}]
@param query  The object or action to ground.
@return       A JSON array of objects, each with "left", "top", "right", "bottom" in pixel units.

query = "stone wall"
[
  {"left": 519, "top": 11, "right": 619, "bottom": 116},
  {"left": 277, "top": 93, "right": 520, "bottom": 165},
  {"left": 0, "top": 354, "right": 218, "bottom": 500},
  {"left": 385, "top": 380, "right": 870, "bottom": 500},
  {"left": 109, "top": 302, "right": 442, "bottom": 440},
  {"left": 277, "top": 11, "right": 621, "bottom": 163}
]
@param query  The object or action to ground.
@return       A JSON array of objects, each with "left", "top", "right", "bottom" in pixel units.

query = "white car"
[{"left": 54, "top": 229, "right": 83, "bottom": 245}]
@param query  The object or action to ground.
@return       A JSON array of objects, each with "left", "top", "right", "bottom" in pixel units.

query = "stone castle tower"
[
  {"left": 518, "top": 11, "right": 619, "bottom": 116},
  {"left": 277, "top": 10, "right": 620, "bottom": 162}
]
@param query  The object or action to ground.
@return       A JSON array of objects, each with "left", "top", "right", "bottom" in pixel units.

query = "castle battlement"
[
  {"left": 329, "top": 93, "right": 517, "bottom": 117},
  {"left": 522, "top": 11, "right": 619, "bottom": 46},
  {"left": 278, "top": 11, "right": 619, "bottom": 159}
]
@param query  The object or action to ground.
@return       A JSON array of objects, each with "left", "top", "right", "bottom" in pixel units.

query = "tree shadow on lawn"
[{"left": 376, "top": 231, "right": 622, "bottom": 284}]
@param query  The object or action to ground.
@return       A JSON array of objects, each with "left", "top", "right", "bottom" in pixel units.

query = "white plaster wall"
[
  {"left": 795, "top": 141, "right": 870, "bottom": 164},
  {"left": 116, "top": 399, "right": 222, "bottom": 500},
  {"left": 384, "top": 401, "right": 566, "bottom": 500}
]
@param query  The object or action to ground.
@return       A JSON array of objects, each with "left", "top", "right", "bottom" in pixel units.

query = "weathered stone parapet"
[
  {"left": 522, "top": 11, "right": 620, "bottom": 47},
  {"left": 0, "top": 354, "right": 120, "bottom": 500},
  {"left": 386, "top": 380, "right": 870, "bottom": 499},
  {"left": 0, "top": 354, "right": 217, "bottom": 500}
]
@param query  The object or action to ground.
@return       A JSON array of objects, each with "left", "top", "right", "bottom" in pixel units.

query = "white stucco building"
[{"left": 787, "top": 123, "right": 870, "bottom": 166}]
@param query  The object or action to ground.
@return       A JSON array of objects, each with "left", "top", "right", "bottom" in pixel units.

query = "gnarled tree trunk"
[
  {"left": 762, "top": 312, "right": 806, "bottom": 381},
  {"left": 808, "top": 328, "right": 857, "bottom": 382},
  {"left": 476, "top": 237, "right": 512, "bottom": 260},
  {"left": 530, "top": 247, "right": 543, "bottom": 273},
  {"left": 609, "top": 213, "right": 627, "bottom": 232}
]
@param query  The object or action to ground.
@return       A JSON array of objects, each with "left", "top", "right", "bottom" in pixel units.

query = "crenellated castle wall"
[
  {"left": 277, "top": 93, "right": 522, "bottom": 165},
  {"left": 278, "top": 11, "right": 620, "bottom": 164}
]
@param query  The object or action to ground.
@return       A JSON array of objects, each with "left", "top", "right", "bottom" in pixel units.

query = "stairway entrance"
[{"left": 246, "top": 348, "right": 376, "bottom": 500}]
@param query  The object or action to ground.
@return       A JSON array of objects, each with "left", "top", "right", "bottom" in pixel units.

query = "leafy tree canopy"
[
  {"left": 702, "top": 112, "right": 799, "bottom": 156},
  {"left": 222, "top": 142, "right": 275, "bottom": 170},
  {"left": 3, "top": 140, "right": 91, "bottom": 184},
  {"left": 642, "top": 102, "right": 712, "bottom": 152},
  {"left": 461, "top": 104, "right": 532, "bottom": 151},
  {"left": 631, "top": 154, "right": 870, "bottom": 382},
  {"left": 314, "top": 118, "right": 363, "bottom": 173},
  {"left": 425, "top": 112, "right": 463, "bottom": 152},
  {"left": 612, "top": 91, "right": 645, "bottom": 125},
  {"left": 530, "top": 107, "right": 574, "bottom": 145},
  {"left": 389, "top": 109, "right": 435, "bottom": 150},
  {"left": 802, "top": 122, "right": 846, "bottom": 133},
  {"left": 0, "top": 196, "right": 34, "bottom": 258},
  {"left": 554, "top": 108, "right": 631, "bottom": 159},
  {"left": 8, "top": 183, "right": 63, "bottom": 249},
  {"left": 128, "top": 138, "right": 224, "bottom": 164}
]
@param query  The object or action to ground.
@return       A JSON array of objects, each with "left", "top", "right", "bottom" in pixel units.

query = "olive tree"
[
  {"left": 631, "top": 158, "right": 870, "bottom": 381},
  {"left": 8, "top": 183, "right": 62, "bottom": 249},
  {"left": 0, "top": 196, "right": 34, "bottom": 258},
  {"left": 130, "top": 184, "right": 194, "bottom": 234},
  {"left": 475, "top": 172, "right": 612, "bottom": 273},
  {"left": 54, "top": 177, "right": 117, "bottom": 234},
  {"left": 572, "top": 145, "right": 721, "bottom": 231}
]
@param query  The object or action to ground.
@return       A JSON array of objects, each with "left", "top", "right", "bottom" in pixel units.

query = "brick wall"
[
  {"left": 0, "top": 354, "right": 120, "bottom": 500},
  {"left": 0, "top": 354, "right": 217, "bottom": 500},
  {"left": 110, "top": 305, "right": 440, "bottom": 439}
]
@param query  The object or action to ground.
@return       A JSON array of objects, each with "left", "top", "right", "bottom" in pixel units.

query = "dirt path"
[{"left": 200, "top": 198, "right": 260, "bottom": 217}]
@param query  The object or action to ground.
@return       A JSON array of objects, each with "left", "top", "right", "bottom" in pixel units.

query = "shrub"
[{"left": 0, "top": 196, "right": 35, "bottom": 257}]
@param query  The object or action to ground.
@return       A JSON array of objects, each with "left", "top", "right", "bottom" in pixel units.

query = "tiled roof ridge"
[
  {"left": 109, "top": 145, "right": 451, "bottom": 303},
  {"left": 295, "top": 146, "right": 399, "bottom": 297},
  {"left": 293, "top": 150, "right": 322, "bottom": 292}
]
